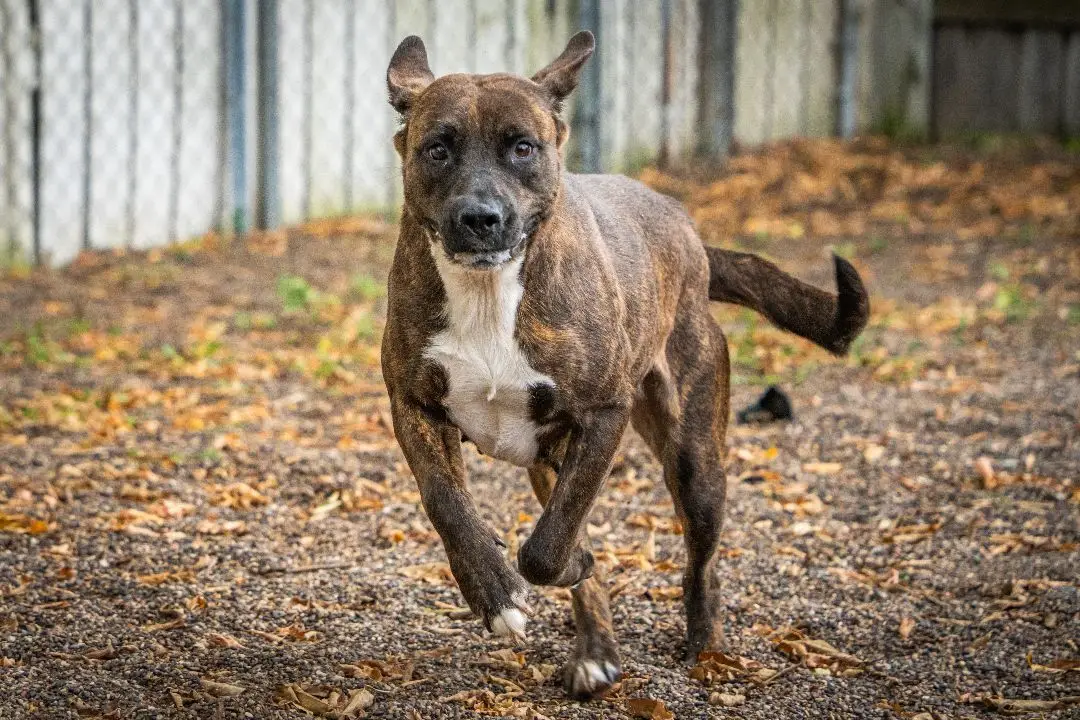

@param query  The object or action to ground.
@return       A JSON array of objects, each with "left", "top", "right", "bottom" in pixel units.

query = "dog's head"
[{"left": 387, "top": 32, "right": 594, "bottom": 270}]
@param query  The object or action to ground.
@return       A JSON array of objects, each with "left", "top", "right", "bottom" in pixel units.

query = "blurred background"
[{"left": 2, "top": 0, "right": 1077, "bottom": 265}]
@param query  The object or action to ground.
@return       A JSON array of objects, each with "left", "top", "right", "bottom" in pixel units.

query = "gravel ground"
[{"left": 2, "top": 158, "right": 1079, "bottom": 718}]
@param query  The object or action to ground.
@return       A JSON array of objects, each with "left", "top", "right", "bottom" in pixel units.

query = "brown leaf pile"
[
  {"left": 690, "top": 651, "right": 777, "bottom": 686},
  {"left": 641, "top": 137, "right": 1080, "bottom": 244},
  {"left": 276, "top": 684, "right": 374, "bottom": 718}
]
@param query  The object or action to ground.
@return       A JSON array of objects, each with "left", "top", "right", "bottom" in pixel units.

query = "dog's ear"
[
  {"left": 532, "top": 31, "right": 595, "bottom": 108},
  {"left": 387, "top": 36, "right": 434, "bottom": 116}
]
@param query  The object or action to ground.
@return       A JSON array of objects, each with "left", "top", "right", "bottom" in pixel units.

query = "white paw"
[
  {"left": 490, "top": 608, "right": 527, "bottom": 642},
  {"left": 568, "top": 659, "right": 620, "bottom": 697}
]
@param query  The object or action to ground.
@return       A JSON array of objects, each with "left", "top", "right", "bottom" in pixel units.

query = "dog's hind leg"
[
  {"left": 633, "top": 318, "right": 731, "bottom": 663},
  {"left": 527, "top": 463, "right": 621, "bottom": 699}
]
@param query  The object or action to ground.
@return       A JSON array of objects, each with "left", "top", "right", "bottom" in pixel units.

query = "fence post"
[
  {"left": 28, "top": 0, "right": 41, "bottom": 263},
  {"left": 255, "top": 0, "right": 279, "bottom": 230},
  {"left": 572, "top": 0, "right": 601, "bottom": 173},
  {"left": 696, "top": 0, "right": 737, "bottom": 163},
  {"left": 222, "top": 0, "right": 248, "bottom": 236},
  {"left": 836, "top": 0, "right": 859, "bottom": 138}
]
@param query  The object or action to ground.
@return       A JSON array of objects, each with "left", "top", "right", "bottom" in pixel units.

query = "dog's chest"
[{"left": 424, "top": 254, "right": 553, "bottom": 467}]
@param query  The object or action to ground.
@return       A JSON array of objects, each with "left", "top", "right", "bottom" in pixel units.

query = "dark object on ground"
[{"left": 737, "top": 386, "right": 793, "bottom": 424}]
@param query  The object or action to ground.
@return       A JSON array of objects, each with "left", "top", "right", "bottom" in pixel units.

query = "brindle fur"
[{"left": 381, "top": 32, "right": 869, "bottom": 700}]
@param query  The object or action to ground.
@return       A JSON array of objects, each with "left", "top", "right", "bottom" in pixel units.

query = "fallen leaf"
[
  {"left": 759, "top": 626, "right": 864, "bottom": 675},
  {"left": 399, "top": 563, "right": 455, "bottom": 586},
  {"left": 142, "top": 616, "right": 186, "bottom": 633},
  {"left": 645, "top": 585, "right": 683, "bottom": 601},
  {"left": 1026, "top": 652, "right": 1080, "bottom": 674},
  {"left": 690, "top": 651, "right": 776, "bottom": 686},
  {"left": 709, "top": 692, "right": 746, "bottom": 707},
  {"left": 340, "top": 688, "right": 375, "bottom": 718},
  {"left": 969, "top": 694, "right": 1080, "bottom": 715},
  {"left": 207, "top": 632, "right": 245, "bottom": 649},
  {"left": 0, "top": 513, "right": 51, "bottom": 535},
  {"left": 200, "top": 678, "right": 245, "bottom": 697},
  {"left": 627, "top": 698, "right": 674, "bottom": 719}
]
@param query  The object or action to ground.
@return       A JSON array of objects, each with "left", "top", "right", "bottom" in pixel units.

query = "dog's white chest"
[{"left": 424, "top": 252, "right": 553, "bottom": 467}]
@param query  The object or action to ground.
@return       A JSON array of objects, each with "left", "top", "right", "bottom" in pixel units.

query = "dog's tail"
[{"left": 705, "top": 248, "right": 869, "bottom": 356}]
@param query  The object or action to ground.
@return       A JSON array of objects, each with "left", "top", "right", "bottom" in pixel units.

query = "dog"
[{"left": 381, "top": 31, "right": 869, "bottom": 699}]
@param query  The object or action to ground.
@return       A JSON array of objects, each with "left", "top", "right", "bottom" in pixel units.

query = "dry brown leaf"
[
  {"left": 399, "top": 563, "right": 455, "bottom": 586},
  {"left": 709, "top": 692, "right": 746, "bottom": 707},
  {"left": 0, "top": 513, "right": 51, "bottom": 535},
  {"left": 340, "top": 662, "right": 383, "bottom": 681},
  {"left": 207, "top": 632, "right": 245, "bottom": 649},
  {"left": 760, "top": 626, "right": 864, "bottom": 676},
  {"left": 645, "top": 585, "right": 683, "bottom": 602},
  {"left": 207, "top": 482, "right": 268, "bottom": 509},
  {"left": 340, "top": 688, "right": 375, "bottom": 718},
  {"left": 1026, "top": 652, "right": 1080, "bottom": 674},
  {"left": 881, "top": 522, "right": 941, "bottom": 544},
  {"left": 627, "top": 698, "right": 674, "bottom": 719},
  {"left": 274, "top": 623, "right": 321, "bottom": 642},
  {"left": 969, "top": 694, "right": 1080, "bottom": 715},
  {"left": 200, "top": 678, "right": 245, "bottom": 697},
  {"left": 690, "top": 651, "right": 776, "bottom": 686},
  {"left": 137, "top": 569, "right": 195, "bottom": 585},
  {"left": 277, "top": 684, "right": 333, "bottom": 714},
  {"left": 142, "top": 616, "right": 186, "bottom": 633}
]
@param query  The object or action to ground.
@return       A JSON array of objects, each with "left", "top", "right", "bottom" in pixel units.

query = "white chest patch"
[{"left": 423, "top": 249, "right": 554, "bottom": 467}]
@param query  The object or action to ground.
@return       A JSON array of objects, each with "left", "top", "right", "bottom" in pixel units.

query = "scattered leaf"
[{"left": 627, "top": 698, "right": 674, "bottom": 719}]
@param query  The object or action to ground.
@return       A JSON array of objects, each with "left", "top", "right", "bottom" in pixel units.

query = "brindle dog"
[{"left": 381, "top": 31, "right": 869, "bottom": 699}]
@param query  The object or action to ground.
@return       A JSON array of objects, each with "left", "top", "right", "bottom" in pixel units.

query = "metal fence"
[{"left": 1, "top": 0, "right": 933, "bottom": 266}]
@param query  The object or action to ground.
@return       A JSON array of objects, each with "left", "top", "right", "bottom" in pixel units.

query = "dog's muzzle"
[
  {"left": 427, "top": 199, "right": 530, "bottom": 269},
  {"left": 433, "top": 197, "right": 526, "bottom": 268},
  {"left": 443, "top": 231, "right": 528, "bottom": 269}
]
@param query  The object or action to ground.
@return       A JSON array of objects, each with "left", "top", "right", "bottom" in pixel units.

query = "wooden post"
[
  {"left": 696, "top": 0, "right": 737, "bottom": 163},
  {"left": 836, "top": 0, "right": 859, "bottom": 138},
  {"left": 222, "top": 0, "right": 248, "bottom": 235},
  {"left": 255, "top": 0, "right": 280, "bottom": 230},
  {"left": 572, "top": 0, "right": 602, "bottom": 173}
]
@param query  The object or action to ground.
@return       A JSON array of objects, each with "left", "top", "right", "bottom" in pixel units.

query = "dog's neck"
[{"left": 429, "top": 245, "right": 525, "bottom": 344}]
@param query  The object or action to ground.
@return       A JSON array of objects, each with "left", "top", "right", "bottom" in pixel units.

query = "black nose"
[{"left": 457, "top": 202, "right": 504, "bottom": 236}]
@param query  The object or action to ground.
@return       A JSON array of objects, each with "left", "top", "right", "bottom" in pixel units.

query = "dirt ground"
[{"left": 1, "top": 139, "right": 1078, "bottom": 719}]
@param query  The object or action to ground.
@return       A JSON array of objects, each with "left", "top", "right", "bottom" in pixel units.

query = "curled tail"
[{"left": 705, "top": 248, "right": 869, "bottom": 356}]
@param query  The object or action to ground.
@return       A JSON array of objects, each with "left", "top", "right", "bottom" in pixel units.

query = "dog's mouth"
[
  {"left": 447, "top": 245, "right": 520, "bottom": 269},
  {"left": 427, "top": 220, "right": 538, "bottom": 271}
]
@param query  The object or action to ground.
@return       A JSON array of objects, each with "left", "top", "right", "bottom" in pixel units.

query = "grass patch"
[
  {"left": 348, "top": 273, "right": 385, "bottom": 302},
  {"left": 277, "top": 275, "right": 316, "bottom": 312}
]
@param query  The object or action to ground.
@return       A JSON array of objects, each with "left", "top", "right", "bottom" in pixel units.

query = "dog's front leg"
[
  {"left": 518, "top": 406, "right": 630, "bottom": 587},
  {"left": 390, "top": 398, "right": 533, "bottom": 639}
]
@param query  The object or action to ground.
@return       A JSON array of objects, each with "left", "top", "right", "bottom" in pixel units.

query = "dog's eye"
[
  {"left": 426, "top": 143, "right": 449, "bottom": 162},
  {"left": 512, "top": 141, "right": 536, "bottom": 160}
]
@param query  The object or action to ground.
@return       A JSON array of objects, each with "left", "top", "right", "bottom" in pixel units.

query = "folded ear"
[
  {"left": 387, "top": 36, "right": 434, "bottom": 116},
  {"left": 531, "top": 30, "right": 595, "bottom": 108}
]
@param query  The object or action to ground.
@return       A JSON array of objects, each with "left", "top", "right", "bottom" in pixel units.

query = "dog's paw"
[
  {"left": 449, "top": 547, "right": 534, "bottom": 642},
  {"left": 490, "top": 606, "right": 528, "bottom": 642},
  {"left": 563, "top": 639, "right": 621, "bottom": 700}
]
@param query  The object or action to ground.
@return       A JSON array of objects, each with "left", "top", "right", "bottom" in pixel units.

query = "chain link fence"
[{"left": 1, "top": 0, "right": 932, "bottom": 265}]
